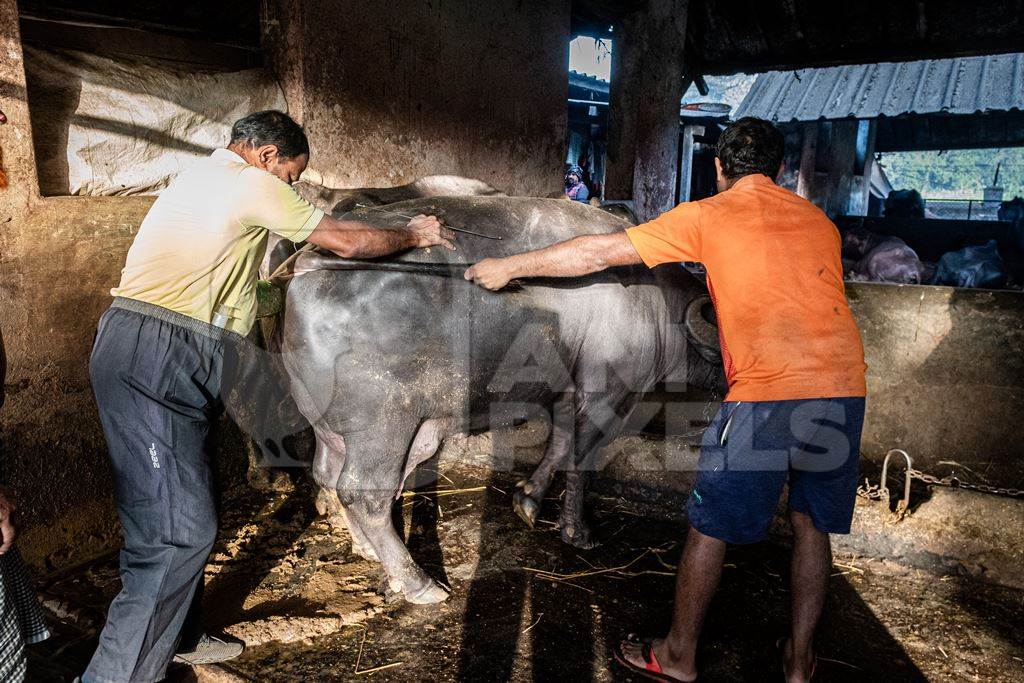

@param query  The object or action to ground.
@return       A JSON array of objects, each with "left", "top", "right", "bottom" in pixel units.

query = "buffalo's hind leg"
[
  {"left": 512, "top": 397, "right": 574, "bottom": 528},
  {"left": 310, "top": 431, "right": 380, "bottom": 563},
  {"left": 336, "top": 427, "right": 449, "bottom": 604},
  {"left": 559, "top": 394, "right": 638, "bottom": 549}
]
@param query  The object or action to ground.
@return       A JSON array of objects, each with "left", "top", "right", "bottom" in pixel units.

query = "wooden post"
[
  {"left": 605, "top": 0, "right": 689, "bottom": 221},
  {"left": 678, "top": 124, "right": 701, "bottom": 203},
  {"left": 849, "top": 120, "right": 877, "bottom": 216},
  {"left": 823, "top": 119, "right": 860, "bottom": 217},
  {"left": 604, "top": 17, "right": 642, "bottom": 202},
  {"left": 796, "top": 122, "right": 819, "bottom": 201}
]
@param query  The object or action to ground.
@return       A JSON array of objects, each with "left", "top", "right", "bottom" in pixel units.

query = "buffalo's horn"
[{"left": 684, "top": 295, "right": 719, "bottom": 351}]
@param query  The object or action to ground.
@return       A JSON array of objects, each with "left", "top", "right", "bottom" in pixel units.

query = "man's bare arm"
[
  {"left": 464, "top": 231, "right": 642, "bottom": 290},
  {"left": 305, "top": 214, "right": 456, "bottom": 259}
]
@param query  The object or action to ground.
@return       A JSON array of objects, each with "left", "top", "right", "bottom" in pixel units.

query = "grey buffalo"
[
  {"left": 263, "top": 176, "right": 504, "bottom": 279},
  {"left": 272, "top": 197, "right": 723, "bottom": 603},
  {"left": 930, "top": 239, "right": 1006, "bottom": 289},
  {"left": 842, "top": 227, "right": 925, "bottom": 284}
]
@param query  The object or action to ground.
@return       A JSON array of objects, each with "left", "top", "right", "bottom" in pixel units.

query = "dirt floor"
[{"left": 29, "top": 464, "right": 1024, "bottom": 682}]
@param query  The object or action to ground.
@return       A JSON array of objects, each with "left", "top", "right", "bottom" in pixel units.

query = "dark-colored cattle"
[
  {"left": 842, "top": 227, "right": 924, "bottom": 284},
  {"left": 930, "top": 240, "right": 1006, "bottom": 289},
  {"left": 276, "top": 197, "right": 723, "bottom": 603},
  {"left": 884, "top": 189, "right": 925, "bottom": 219},
  {"left": 590, "top": 198, "right": 639, "bottom": 225},
  {"left": 262, "top": 176, "right": 504, "bottom": 279},
  {"left": 998, "top": 196, "right": 1024, "bottom": 252}
]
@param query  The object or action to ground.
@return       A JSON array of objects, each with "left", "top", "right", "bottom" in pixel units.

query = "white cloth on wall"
[{"left": 24, "top": 47, "right": 286, "bottom": 196}]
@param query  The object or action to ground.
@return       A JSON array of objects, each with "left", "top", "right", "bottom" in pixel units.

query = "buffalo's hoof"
[
  {"left": 404, "top": 579, "right": 450, "bottom": 605},
  {"left": 560, "top": 524, "right": 600, "bottom": 550},
  {"left": 315, "top": 487, "right": 342, "bottom": 517},
  {"left": 512, "top": 490, "right": 540, "bottom": 528},
  {"left": 376, "top": 574, "right": 404, "bottom": 604}
]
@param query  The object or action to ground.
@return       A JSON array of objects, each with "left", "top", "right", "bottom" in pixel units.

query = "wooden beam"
[{"left": 19, "top": 16, "right": 261, "bottom": 70}]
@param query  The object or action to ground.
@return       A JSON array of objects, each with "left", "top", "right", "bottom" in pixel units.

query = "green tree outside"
[{"left": 880, "top": 148, "right": 1024, "bottom": 200}]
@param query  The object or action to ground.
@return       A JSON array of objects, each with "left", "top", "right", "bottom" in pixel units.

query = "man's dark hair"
[
  {"left": 229, "top": 110, "right": 309, "bottom": 159},
  {"left": 715, "top": 117, "right": 784, "bottom": 179}
]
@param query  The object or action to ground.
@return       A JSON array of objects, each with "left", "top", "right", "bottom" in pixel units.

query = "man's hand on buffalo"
[
  {"left": 306, "top": 212, "right": 455, "bottom": 259},
  {"left": 464, "top": 258, "right": 515, "bottom": 290},
  {"left": 407, "top": 214, "right": 457, "bottom": 251},
  {"left": 465, "top": 232, "right": 644, "bottom": 291}
]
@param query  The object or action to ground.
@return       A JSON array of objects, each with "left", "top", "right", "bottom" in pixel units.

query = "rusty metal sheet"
[{"left": 735, "top": 53, "right": 1024, "bottom": 122}]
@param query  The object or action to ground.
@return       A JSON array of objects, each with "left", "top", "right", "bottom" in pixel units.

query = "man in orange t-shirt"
[{"left": 466, "top": 118, "right": 866, "bottom": 682}]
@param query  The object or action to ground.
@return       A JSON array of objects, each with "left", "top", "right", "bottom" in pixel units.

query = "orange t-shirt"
[{"left": 626, "top": 174, "right": 867, "bottom": 402}]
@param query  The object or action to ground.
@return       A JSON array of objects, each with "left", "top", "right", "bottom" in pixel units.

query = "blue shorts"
[{"left": 686, "top": 397, "right": 865, "bottom": 544}]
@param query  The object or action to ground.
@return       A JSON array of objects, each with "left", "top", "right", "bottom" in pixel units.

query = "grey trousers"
[{"left": 84, "top": 299, "right": 236, "bottom": 683}]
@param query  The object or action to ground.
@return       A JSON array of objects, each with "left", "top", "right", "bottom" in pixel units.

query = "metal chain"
[
  {"left": 856, "top": 481, "right": 887, "bottom": 501},
  {"left": 905, "top": 468, "right": 1024, "bottom": 498},
  {"left": 857, "top": 449, "right": 1024, "bottom": 525}
]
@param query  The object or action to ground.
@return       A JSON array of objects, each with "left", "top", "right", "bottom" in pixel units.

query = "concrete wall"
[
  {"left": 848, "top": 282, "right": 1024, "bottom": 488},
  {"left": 0, "top": 0, "right": 36, "bottom": 213},
  {"left": 262, "top": 0, "right": 571, "bottom": 197}
]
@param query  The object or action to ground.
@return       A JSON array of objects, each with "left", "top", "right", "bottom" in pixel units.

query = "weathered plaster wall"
[
  {"left": 0, "top": 0, "right": 36, "bottom": 215},
  {"left": 604, "top": 0, "right": 689, "bottom": 221},
  {"left": 1, "top": 198, "right": 151, "bottom": 569},
  {"left": 848, "top": 282, "right": 1024, "bottom": 487},
  {"left": 261, "top": 0, "right": 570, "bottom": 197},
  {"left": 0, "top": 194, "right": 251, "bottom": 571}
]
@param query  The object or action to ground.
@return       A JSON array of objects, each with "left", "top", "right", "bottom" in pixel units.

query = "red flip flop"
[{"left": 612, "top": 636, "right": 696, "bottom": 683}]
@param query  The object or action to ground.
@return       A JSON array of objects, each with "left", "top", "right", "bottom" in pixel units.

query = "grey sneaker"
[{"left": 173, "top": 633, "right": 245, "bottom": 665}]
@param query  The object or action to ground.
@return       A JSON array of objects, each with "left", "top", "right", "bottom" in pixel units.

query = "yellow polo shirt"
[{"left": 111, "top": 148, "right": 323, "bottom": 336}]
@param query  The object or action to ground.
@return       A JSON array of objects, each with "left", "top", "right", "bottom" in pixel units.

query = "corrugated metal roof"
[
  {"left": 734, "top": 53, "right": 1024, "bottom": 122},
  {"left": 569, "top": 70, "right": 609, "bottom": 94}
]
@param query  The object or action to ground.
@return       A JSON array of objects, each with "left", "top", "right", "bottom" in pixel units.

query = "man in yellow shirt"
[{"left": 84, "top": 111, "right": 453, "bottom": 682}]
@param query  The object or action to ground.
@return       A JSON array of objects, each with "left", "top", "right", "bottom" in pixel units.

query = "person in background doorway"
[
  {"left": 564, "top": 165, "right": 590, "bottom": 202},
  {"left": 0, "top": 325, "right": 53, "bottom": 682}
]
